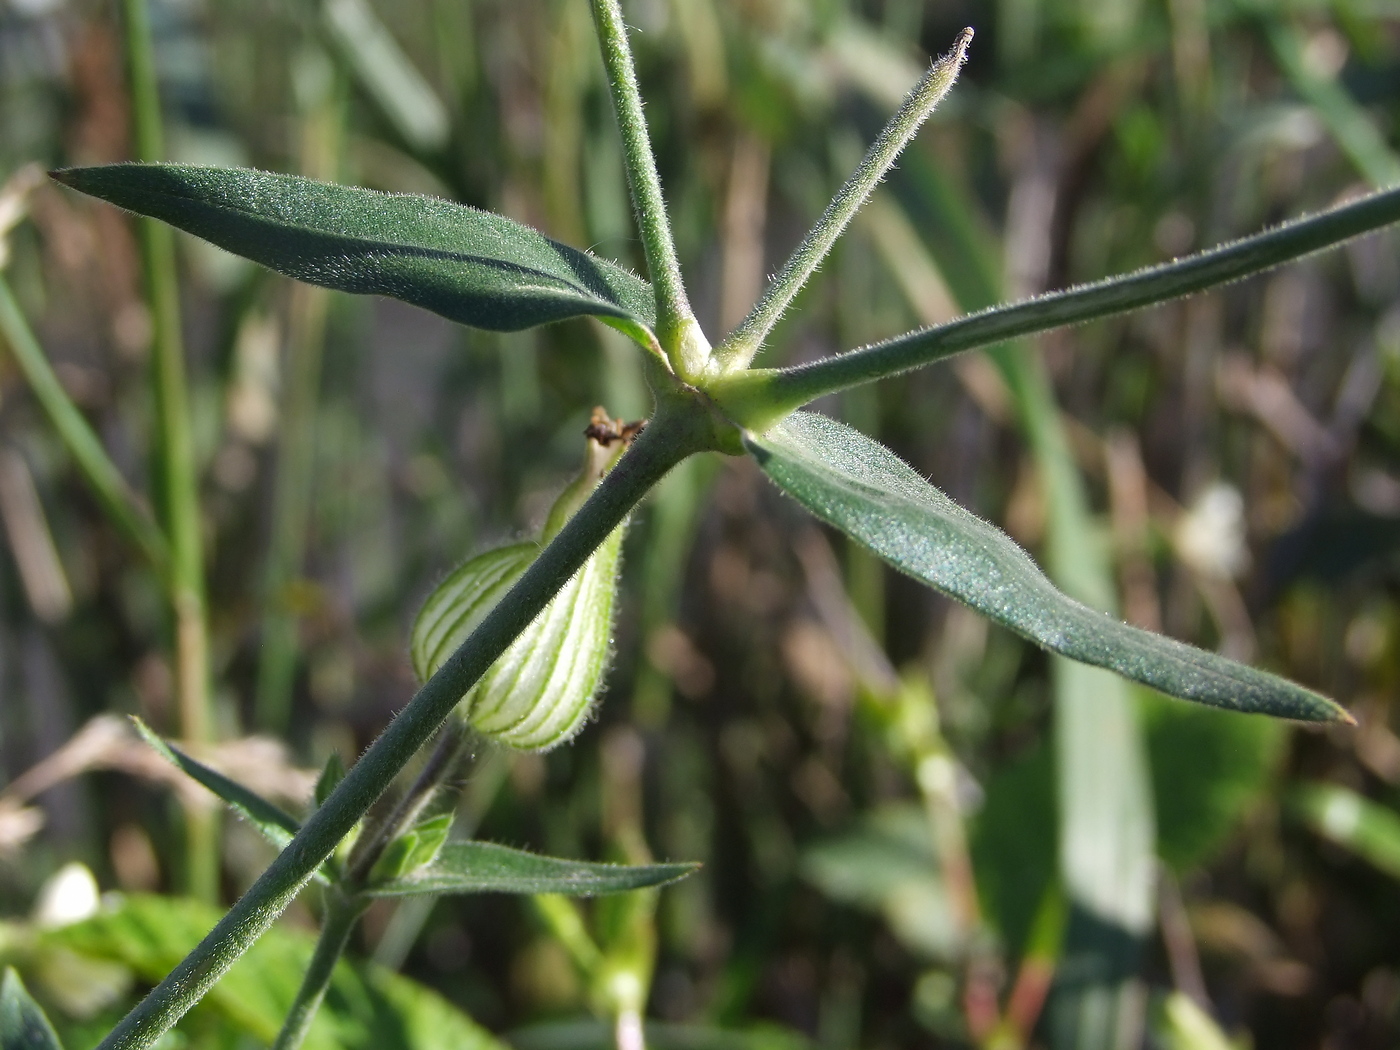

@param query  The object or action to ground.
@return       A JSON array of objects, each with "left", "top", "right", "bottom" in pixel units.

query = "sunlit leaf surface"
[
  {"left": 745, "top": 412, "right": 1348, "bottom": 722},
  {"left": 53, "top": 165, "right": 659, "bottom": 349}
]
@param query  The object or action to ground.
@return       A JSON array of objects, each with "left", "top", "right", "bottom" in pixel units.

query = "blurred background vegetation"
[{"left": 1, "top": 0, "right": 1400, "bottom": 1047}]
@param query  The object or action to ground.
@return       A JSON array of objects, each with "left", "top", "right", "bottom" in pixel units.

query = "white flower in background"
[
  {"left": 1175, "top": 482, "right": 1251, "bottom": 581},
  {"left": 32, "top": 862, "right": 100, "bottom": 928}
]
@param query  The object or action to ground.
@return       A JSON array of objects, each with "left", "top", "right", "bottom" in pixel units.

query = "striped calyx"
[{"left": 410, "top": 409, "right": 638, "bottom": 750}]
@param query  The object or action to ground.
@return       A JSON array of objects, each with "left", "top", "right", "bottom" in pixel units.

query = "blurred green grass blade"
[
  {"left": 0, "top": 277, "right": 170, "bottom": 578},
  {"left": 51, "top": 165, "right": 660, "bottom": 352},
  {"left": 744, "top": 412, "right": 1348, "bottom": 722},
  {"left": 740, "top": 184, "right": 1400, "bottom": 418},
  {"left": 0, "top": 968, "right": 63, "bottom": 1050},
  {"left": 1291, "top": 783, "right": 1400, "bottom": 879},
  {"left": 364, "top": 841, "right": 697, "bottom": 898},
  {"left": 132, "top": 718, "right": 303, "bottom": 850},
  {"left": 1265, "top": 19, "right": 1400, "bottom": 188},
  {"left": 1155, "top": 992, "right": 1236, "bottom": 1050},
  {"left": 321, "top": 0, "right": 449, "bottom": 154}
]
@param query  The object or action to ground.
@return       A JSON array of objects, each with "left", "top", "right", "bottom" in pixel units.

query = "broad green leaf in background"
[
  {"left": 970, "top": 746, "right": 1058, "bottom": 955},
  {"left": 1143, "top": 696, "right": 1286, "bottom": 873},
  {"left": 743, "top": 412, "right": 1348, "bottom": 722},
  {"left": 51, "top": 165, "right": 660, "bottom": 352},
  {"left": 799, "top": 803, "right": 961, "bottom": 960},
  {"left": 1291, "top": 783, "right": 1400, "bottom": 880},
  {"left": 365, "top": 841, "right": 697, "bottom": 898},
  {"left": 132, "top": 718, "right": 302, "bottom": 850},
  {"left": 0, "top": 969, "right": 63, "bottom": 1050},
  {"left": 43, "top": 895, "right": 506, "bottom": 1050}
]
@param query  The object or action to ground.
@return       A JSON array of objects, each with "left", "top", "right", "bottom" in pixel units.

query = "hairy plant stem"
[
  {"left": 271, "top": 722, "right": 470, "bottom": 1050},
  {"left": 589, "top": 0, "right": 705, "bottom": 379},
  {"left": 0, "top": 277, "right": 170, "bottom": 574},
  {"left": 714, "top": 29, "right": 972, "bottom": 372},
  {"left": 96, "top": 397, "right": 714, "bottom": 1050},
  {"left": 710, "top": 183, "right": 1400, "bottom": 431},
  {"left": 344, "top": 718, "right": 471, "bottom": 887},
  {"left": 123, "top": 0, "right": 217, "bottom": 902},
  {"left": 270, "top": 889, "right": 365, "bottom": 1050}
]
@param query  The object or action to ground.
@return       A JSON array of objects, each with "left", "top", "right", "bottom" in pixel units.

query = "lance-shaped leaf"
[
  {"left": 365, "top": 841, "right": 696, "bottom": 898},
  {"left": 133, "top": 718, "right": 302, "bottom": 850},
  {"left": 0, "top": 969, "right": 62, "bottom": 1050},
  {"left": 51, "top": 165, "right": 659, "bottom": 351},
  {"left": 745, "top": 412, "right": 1349, "bottom": 723}
]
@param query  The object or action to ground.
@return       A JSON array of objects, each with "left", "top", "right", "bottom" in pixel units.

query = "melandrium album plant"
[{"left": 3, "top": 0, "right": 1400, "bottom": 1046}]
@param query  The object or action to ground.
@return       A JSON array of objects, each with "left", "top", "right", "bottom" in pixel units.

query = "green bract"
[{"left": 411, "top": 429, "right": 629, "bottom": 751}]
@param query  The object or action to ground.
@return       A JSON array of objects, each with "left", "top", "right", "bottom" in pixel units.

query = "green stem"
[
  {"left": 122, "top": 0, "right": 217, "bottom": 901},
  {"left": 714, "top": 29, "right": 972, "bottom": 372},
  {"left": 256, "top": 61, "right": 346, "bottom": 732},
  {"left": 95, "top": 403, "right": 709, "bottom": 1050},
  {"left": 589, "top": 0, "right": 703, "bottom": 379},
  {"left": 711, "top": 184, "right": 1400, "bottom": 430},
  {"left": 343, "top": 718, "right": 470, "bottom": 887},
  {"left": 270, "top": 721, "right": 469, "bottom": 1050},
  {"left": 0, "top": 277, "right": 170, "bottom": 576},
  {"left": 270, "top": 891, "right": 364, "bottom": 1050}
]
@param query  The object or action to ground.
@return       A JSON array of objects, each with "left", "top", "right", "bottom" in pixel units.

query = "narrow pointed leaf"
[
  {"left": 0, "top": 969, "right": 63, "bottom": 1050},
  {"left": 724, "top": 184, "right": 1400, "bottom": 423},
  {"left": 51, "top": 165, "right": 659, "bottom": 350},
  {"left": 365, "top": 841, "right": 697, "bottom": 898},
  {"left": 745, "top": 412, "right": 1348, "bottom": 722},
  {"left": 132, "top": 717, "right": 302, "bottom": 849}
]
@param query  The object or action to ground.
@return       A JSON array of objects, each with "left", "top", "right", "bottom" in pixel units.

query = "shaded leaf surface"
[
  {"left": 53, "top": 165, "right": 658, "bottom": 347},
  {"left": 745, "top": 412, "right": 1346, "bottom": 722},
  {"left": 0, "top": 969, "right": 62, "bottom": 1050},
  {"left": 365, "top": 841, "right": 696, "bottom": 898}
]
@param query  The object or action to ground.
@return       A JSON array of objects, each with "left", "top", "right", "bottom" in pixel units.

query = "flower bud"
[{"left": 410, "top": 410, "right": 634, "bottom": 750}]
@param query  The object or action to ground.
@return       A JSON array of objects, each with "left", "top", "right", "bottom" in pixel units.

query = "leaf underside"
[
  {"left": 365, "top": 841, "right": 697, "bottom": 898},
  {"left": 52, "top": 164, "right": 658, "bottom": 348},
  {"left": 745, "top": 412, "right": 1347, "bottom": 723}
]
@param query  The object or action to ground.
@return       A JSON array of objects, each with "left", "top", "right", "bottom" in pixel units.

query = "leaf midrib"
[{"left": 109, "top": 175, "right": 653, "bottom": 321}]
